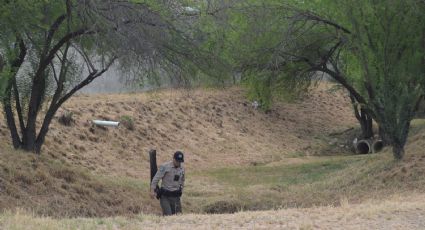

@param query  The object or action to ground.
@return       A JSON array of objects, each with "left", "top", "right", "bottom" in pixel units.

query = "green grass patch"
[
  {"left": 410, "top": 119, "right": 425, "bottom": 135},
  {"left": 204, "top": 157, "right": 356, "bottom": 187},
  {"left": 188, "top": 153, "right": 424, "bottom": 213}
]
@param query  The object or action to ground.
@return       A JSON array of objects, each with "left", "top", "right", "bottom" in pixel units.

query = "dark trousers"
[{"left": 160, "top": 195, "right": 182, "bottom": 216}]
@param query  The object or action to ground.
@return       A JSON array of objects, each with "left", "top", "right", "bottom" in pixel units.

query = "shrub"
[
  {"left": 58, "top": 111, "right": 74, "bottom": 126},
  {"left": 203, "top": 200, "right": 242, "bottom": 214},
  {"left": 120, "top": 115, "right": 135, "bottom": 131}
]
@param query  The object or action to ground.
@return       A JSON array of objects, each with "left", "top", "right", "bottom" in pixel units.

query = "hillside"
[
  {"left": 41, "top": 84, "right": 356, "bottom": 177},
  {"left": 0, "top": 84, "right": 424, "bottom": 219}
]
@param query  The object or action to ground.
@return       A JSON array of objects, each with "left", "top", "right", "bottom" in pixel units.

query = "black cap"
[{"left": 174, "top": 151, "right": 184, "bottom": 162}]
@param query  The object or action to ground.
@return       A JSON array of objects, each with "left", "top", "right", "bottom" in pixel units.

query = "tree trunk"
[
  {"left": 3, "top": 98, "right": 22, "bottom": 148},
  {"left": 34, "top": 105, "right": 60, "bottom": 154},
  {"left": 2, "top": 38, "right": 26, "bottom": 149},
  {"left": 22, "top": 128, "right": 37, "bottom": 153},
  {"left": 359, "top": 108, "right": 373, "bottom": 139},
  {"left": 391, "top": 120, "right": 410, "bottom": 160},
  {"left": 21, "top": 102, "right": 58, "bottom": 154},
  {"left": 378, "top": 125, "right": 391, "bottom": 145},
  {"left": 3, "top": 80, "right": 22, "bottom": 148},
  {"left": 23, "top": 69, "right": 47, "bottom": 153},
  {"left": 392, "top": 142, "right": 405, "bottom": 160},
  {"left": 349, "top": 94, "right": 374, "bottom": 139},
  {"left": 34, "top": 141, "right": 44, "bottom": 155}
]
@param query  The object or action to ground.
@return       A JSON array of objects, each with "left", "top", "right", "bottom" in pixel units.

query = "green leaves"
[
  {"left": 0, "top": 69, "right": 11, "bottom": 99},
  {"left": 327, "top": 0, "right": 425, "bottom": 158},
  {"left": 205, "top": 0, "right": 424, "bottom": 158}
]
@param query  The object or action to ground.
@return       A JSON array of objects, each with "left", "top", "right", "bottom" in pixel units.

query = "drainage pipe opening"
[
  {"left": 356, "top": 139, "right": 371, "bottom": 154},
  {"left": 372, "top": 139, "right": 384, "bottom": 153}
]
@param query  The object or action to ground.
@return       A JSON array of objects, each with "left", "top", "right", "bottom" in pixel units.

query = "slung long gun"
[{"left": 149, "top": 149, "right": 161, "bottom": 199}]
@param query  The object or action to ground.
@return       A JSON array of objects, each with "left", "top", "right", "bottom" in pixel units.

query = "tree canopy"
[
  {"left": 1, "top": 0, "right": 424, "bottom": 159},
  {"left": 0, "top": 0, "right": 228, "bottom": 153},
  {"left": 198, "top": 0, "right": 425, "bottom": 159}
]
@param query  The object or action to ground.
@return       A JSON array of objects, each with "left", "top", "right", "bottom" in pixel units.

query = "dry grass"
[
  {"left": 0, "top": 140, "right": 159, "bottom": 217},
  {"left": 37, "top": 84, "right": 356, "bottom": 178},
  {"left": 186, "top": 141, "right": 425, "bottom": 214},
  {"left": 0, "top": 84, "right": 424, "bottom": 221},
  {"left": 1, "top": 193, "right": 425, "bottom": 229}
]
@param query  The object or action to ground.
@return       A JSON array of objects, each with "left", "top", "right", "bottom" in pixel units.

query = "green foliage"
[
  {"left": 120, "top": 115, "right": 135, "bottom": 131},
  {"left": 0, "top": 66, "right": 11, "bottom": 100},
  {"left": 243, "top": 72, "right": 273, "bottom": 110},
  {"left": 339, "top": 0, "right": 425, "bottom": 158},
  {"left": 205, "top": 0, "right": 424, "bottom": 158},
  {"left": 193, "top": 1, "right": 308, "bottom": 105},
  {"left": 242, "top": 70, "right": 307, "bottom": 110},
  {"left": 58, "top": 110, "right": 74, "bottom": 126},
  {"left": 0, "top": 0, "right": 234, "bottom": 153}
]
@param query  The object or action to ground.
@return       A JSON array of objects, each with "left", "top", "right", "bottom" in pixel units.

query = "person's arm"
[
  {"left": 150, "top": 165, "right": 166, "bottom": 194},
  {"left": 181, "top": 170, "right": 185, "bottom": 192}
]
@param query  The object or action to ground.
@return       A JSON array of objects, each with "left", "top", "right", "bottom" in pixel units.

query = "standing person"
[{"left": 150, "top": 151, "right": 185, "bottom": 216}]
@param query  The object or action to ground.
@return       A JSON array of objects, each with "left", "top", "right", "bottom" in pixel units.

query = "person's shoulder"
[{"left": 160, "top": 161, "right": 173, "bottom": 168}]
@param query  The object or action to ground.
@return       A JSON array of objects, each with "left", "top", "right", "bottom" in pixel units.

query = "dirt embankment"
[
  {"left": 0, "top": 85, "right": 357, "bottom": 217},
  {"left": 40, "top": 85, "right": 356, "bottom": 178}
]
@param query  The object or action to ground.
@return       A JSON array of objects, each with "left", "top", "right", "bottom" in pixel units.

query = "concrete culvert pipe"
[
  {"left": 372, "top": 139, "right": 384, "bottom": 153},
  {"left": 92, "top": 120, "right": 120, "bottom": 127},
  {"left": 356, "top": 139, "right": 371, "bottom": 154}
]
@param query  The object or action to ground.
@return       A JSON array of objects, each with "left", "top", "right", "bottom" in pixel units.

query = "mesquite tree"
[
  {"left": 201, "top": 0, "right": 425, "bottom": 159},
  {"left": 0, "top": 0, "right": 226, "bottom": 153},
  {"left": 196, "top": 0, "right": 375, "bottom": 137},
  {"left": 284, "top": 0, "right": 425, "bottom": 159}
]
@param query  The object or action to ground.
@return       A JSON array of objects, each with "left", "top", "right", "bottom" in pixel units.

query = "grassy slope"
[
  {"left": 2, "top": 123, "right": 425, "bottom": 229},
  {"left": 2, "top": 193, "right": 425, "bottom": 229},
  {"left": 0, "top": 85, "right": 424, "bottom": 223},
  {"left": 0, "top": 139, "right": 157, "bottom": 217},
  {"left": 187, "top": 120, "right": 425, "bottom": 214}
]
